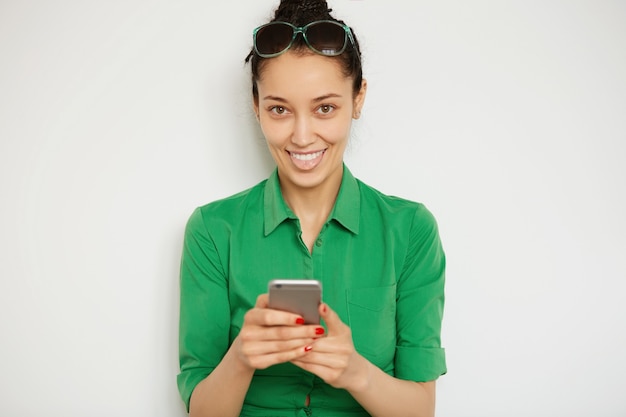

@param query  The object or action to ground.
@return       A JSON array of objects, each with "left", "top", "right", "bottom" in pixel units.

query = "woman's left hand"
[{"left": 291, "top": 303, "right": 370, "bottom": 393}]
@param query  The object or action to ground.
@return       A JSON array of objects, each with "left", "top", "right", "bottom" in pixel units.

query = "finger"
[
  {"left": 244, "top": 306, "right": 305, "bottom": 326},
  {"left": 291, "top": 352, "right": 358, "bottom": 390},
  {"left": 257, "top": 294, "right": 309, "bottom": 324},
  {"left": 247, "top": 343, "right": 315, "bottom": 370},
  {"left": 255, "top": 293, "right": 269, "bottom": 308},
  {"left": 241, "top": 337, "right": 315, "bottom": 356},
  {"left": 241, "top": 323, "right": 324, "bottom": 342},
  {"left": 291, "top": 349, "right": 348, "bottom": 367},
  {"left": 319, "top": 302, "right": 344, "bottom": 334},
  {"left": 291, "top": 358, "right": 337, "bottom": 378},
  {"left": 292, "top": 336, "right": 352, "bottom": 357}
]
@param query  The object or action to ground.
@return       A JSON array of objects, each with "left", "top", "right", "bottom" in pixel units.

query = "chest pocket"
[{"left": 346, "top": 284, "right": 396, "bottom": 367}]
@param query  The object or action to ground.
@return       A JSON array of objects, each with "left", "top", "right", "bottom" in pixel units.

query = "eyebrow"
[
  {"left": 313, "top": 93, "right": 343, "bottom": 102},
  {"left": 262, "top": 93, "right": 343, "bottom": 103}
]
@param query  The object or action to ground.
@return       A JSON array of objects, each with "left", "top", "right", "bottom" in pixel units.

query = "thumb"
[
  {"left": 255, "top": 293, "right": 269, "bottom": 308},
  {"left": 319, "top": 302, "right": 344, "bottom": 334}
]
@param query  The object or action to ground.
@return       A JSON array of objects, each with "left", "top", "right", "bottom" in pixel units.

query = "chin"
[
  {"left": 286, "top": 172, "right": 326, "bottom": 189},
  {"left": 288, "top": 164, "right": 343, "bottom": 190}
]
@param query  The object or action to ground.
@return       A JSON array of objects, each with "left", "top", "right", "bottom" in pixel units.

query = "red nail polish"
[
  {"left": 315, "top": 327, "right": 325, "bottom": 335},
  {"left": 322, "top": 304, "right": 327, "bottom": 313},
  {"left": 295, "top": 318, "right": 305, "bottom": 325},
  {"left": 304, "top": 345, "right": 313, "bottom": 352}
]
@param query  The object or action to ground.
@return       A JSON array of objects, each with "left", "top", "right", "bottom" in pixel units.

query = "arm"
[
  {"left": 178, "top": 209, "right": 320, "bottom": 416},
  {"left": 188, "top": 341, "right": 254, "bottom": 417},
  {"left": 350, "top": 362, "right": 436, "bottom": 417},
  {"left": 291, "top": 205, "right": 446, "bottom": 416},
  {"left": 292, "top": 304, "right": 436, "bottom": 417},
  {"left": 188, "top": 295, "right": 324, "bottom": 417}
]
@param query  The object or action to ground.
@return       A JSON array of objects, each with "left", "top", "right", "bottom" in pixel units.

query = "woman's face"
[{"left": 254, "top": 52, "right": 366, "bottom": 193}]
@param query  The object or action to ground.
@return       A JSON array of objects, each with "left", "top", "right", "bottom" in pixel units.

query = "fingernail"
[
  {"left": 322, "top": 304, "right": 327, "bottom": 313},
  {"left": 304, "top": 345, "right": 313, "bottom": 352},
  {"left": 315, "top": 327, "right": 325, "bottom": 335},
  {"left": 295, "top": 318, "right": 305, "bottom": 325}
]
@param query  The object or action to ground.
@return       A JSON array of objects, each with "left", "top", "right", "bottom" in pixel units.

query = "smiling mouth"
[
  {"left": 288, "top": 150, "right": 326, "bottom": 161},
  {"left": 287, "top": 149, "right": 326, "bottom": 169}
]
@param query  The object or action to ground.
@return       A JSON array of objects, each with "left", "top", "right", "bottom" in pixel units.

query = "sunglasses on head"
[{"left": 253, "top": 20, "right": 356, "bottom": 58}]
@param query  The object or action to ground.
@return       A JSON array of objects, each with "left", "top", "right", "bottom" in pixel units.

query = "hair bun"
[{"left": 273, "top": 0, "right": 333, "bottom": 25}]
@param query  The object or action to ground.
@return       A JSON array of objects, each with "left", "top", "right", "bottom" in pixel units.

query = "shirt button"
[{"left": 315, "top": 238, "right": 323, "bottom": 247}]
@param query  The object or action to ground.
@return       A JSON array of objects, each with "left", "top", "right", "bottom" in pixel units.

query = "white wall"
[{"left": 1, "top": 1, "right": 624, "bottom": 416}]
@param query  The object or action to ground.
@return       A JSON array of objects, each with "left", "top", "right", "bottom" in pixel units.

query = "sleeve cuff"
[
  {"left": 395, "top": 346, "right": 447, "bottom": 382},
  {"left": 177, "top": 368, "right": 212, "bottom": 412}
]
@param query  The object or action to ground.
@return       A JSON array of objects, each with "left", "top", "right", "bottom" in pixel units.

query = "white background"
[{"left": 1, "top": 1, "right": 625, "bottom": 416}]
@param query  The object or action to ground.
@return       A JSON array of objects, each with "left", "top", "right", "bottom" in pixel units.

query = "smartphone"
[{"left": 268, "top": 279, "right": 322, "bottom": 324}]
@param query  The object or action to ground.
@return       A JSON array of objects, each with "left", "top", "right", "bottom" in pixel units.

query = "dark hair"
[{"left": 245, "top": 0, "right": 363, "bottom": 101}]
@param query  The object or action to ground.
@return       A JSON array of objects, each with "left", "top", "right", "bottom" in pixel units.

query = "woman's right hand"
[{"left": 232, "top": 294, "right": 324, "bottom": 370}]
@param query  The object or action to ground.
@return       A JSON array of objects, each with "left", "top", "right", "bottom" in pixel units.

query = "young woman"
[{"left": 177, "top": 1, "right": 446, "bottom": 416}]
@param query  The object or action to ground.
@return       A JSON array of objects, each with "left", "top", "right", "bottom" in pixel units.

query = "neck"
[{"left": 280, "top": 168, "right": 343, "bottom": 225}]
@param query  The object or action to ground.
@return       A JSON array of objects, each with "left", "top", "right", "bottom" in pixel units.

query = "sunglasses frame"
[{"left": 253, "top": 20, "right": 356, "bottom": 58}]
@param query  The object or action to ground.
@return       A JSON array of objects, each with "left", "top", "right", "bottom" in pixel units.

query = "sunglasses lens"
[
  {"left": 306, "top": 22, "right": 347, "bottom": 55},
  {"left": 255, "top": 23, "right": 294, "bottom": 56}
]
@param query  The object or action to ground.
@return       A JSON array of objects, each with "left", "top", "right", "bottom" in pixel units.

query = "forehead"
[{"left": 257, "top": 52, "right": 352, "bottom": 97}]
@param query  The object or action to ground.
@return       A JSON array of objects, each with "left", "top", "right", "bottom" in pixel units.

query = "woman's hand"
[
  {"left": 291, "top": 303, "right": 370, "bottom": 392},
  {"left": 232, "top": 294, "right": 325, "bottom": 371}
]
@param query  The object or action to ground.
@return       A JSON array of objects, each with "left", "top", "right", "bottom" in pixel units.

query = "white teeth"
[{"left": 291, "top": 150, "right": 324, "bottom": 161}]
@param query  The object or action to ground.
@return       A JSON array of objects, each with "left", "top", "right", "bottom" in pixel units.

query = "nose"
[{"left": 291, "top": 115, "right": 315, "bottom": 147}]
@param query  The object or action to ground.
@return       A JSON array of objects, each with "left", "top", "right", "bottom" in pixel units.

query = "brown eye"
[
  {"left": 270, "top": 106, "right": 286, "bottom": 115},
  {"left": 318, "top": 104, "right": 335, "bottom": 114}
]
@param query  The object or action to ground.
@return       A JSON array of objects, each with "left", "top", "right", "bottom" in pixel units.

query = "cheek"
[
  {"left": 320, "top": 117, "right": 352, "bottom": 144},
  {"left": 259, "top": 120, "right": 288, "bottom": 147}
]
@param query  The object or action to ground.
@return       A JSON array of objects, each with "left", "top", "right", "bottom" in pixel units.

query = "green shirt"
[{"left": 178, "top": 165, "right": 446, "bottom": 416}]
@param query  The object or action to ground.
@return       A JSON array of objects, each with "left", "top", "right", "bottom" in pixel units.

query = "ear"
[{"left": 352, "top": 79, "right": 367, "bottom": 119}]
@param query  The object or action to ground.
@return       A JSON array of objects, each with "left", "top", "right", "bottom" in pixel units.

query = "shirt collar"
[
  {"left": 263, "top": 169, "right": 296, "bottom": 236},
  {"left": 263, "top": 164, "right": 361, "bottom": 236}
]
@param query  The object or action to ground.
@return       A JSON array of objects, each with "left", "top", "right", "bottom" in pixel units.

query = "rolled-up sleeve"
[
  {"left": 177, "top": 207, "right": 230, "bottom": 411},
  {"left": 394, "top": 204, "right": 447, "bottom": 382}
]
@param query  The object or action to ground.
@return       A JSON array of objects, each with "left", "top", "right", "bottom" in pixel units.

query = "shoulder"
[
  {"left": 186, "top": 179, "right": 267, "bottom": 232},
  {"left": 356, "top": 178, "right": 438, "bottom": 228}
]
